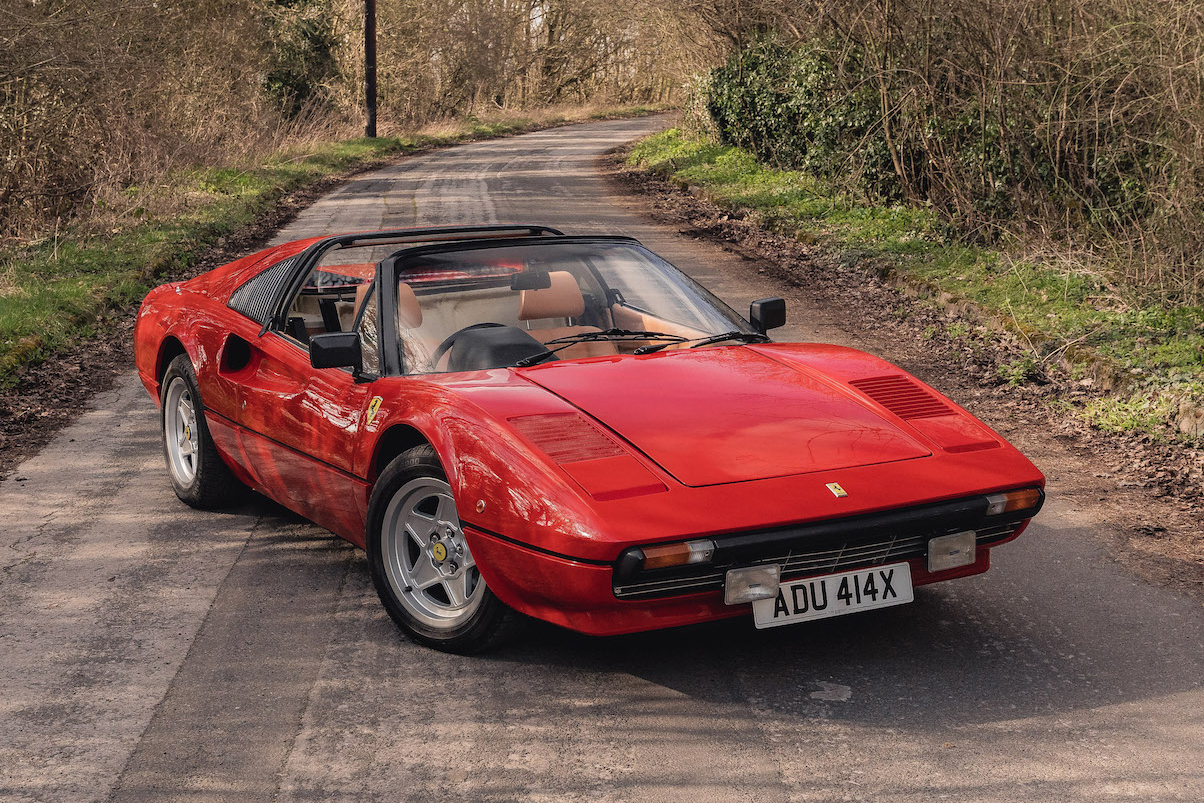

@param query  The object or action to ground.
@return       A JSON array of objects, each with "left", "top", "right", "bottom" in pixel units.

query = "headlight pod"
[{"left": 508, "top": 412, "right": 667, "bottom": 500}]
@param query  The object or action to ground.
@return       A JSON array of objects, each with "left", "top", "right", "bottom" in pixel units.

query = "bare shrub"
[{"left": 1, "top": 0, "right": 278, "bottom": 238}]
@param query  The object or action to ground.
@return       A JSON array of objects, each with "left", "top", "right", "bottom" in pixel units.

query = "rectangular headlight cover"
[
  {"left": 724, "top": 564, "right": 782, "bottom": 605},
  {"left": 927, "top": 531, "right": 977, "bottom": 572}
]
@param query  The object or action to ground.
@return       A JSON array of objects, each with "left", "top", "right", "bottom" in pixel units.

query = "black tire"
[
  {"left": 366, "top": 445, "right": 524, "bottom": 654},
  {"left": 160, "top": 353, "right": 241, "bottom": 509}
]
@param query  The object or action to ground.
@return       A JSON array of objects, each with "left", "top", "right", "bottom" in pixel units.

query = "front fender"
[{"left": 359, "top": 373, "right": 612, "bottom": 563}]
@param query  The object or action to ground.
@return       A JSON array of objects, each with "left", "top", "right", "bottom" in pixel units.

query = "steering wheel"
[{"left": 427, "top": 322, "right": 506, "bottom": 371}]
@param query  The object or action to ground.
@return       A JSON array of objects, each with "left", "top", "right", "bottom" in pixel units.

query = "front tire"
[
  {"left": 160, "top": 354, "right": 240, "bottom": 508},
  {"left": 366, "top": 446, "right": 522, "bottom": 653}
]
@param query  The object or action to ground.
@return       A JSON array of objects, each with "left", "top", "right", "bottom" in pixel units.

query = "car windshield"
[{"left": 386, "top": 240, "right": 756, "bottom": 374}]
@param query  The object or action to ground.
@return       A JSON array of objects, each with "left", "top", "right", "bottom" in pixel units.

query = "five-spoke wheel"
[
  {"left": 159, "top": 354, "right": 240, "bottom": 508},
  {"left": 367, "top": 445, "right": 521, "bottom": 653},
  {"left": 163, "top": 376, "right": 199, "bottom": 487},
  {"left": 379, "top": 476, "right": 484, "bottom": 628}
]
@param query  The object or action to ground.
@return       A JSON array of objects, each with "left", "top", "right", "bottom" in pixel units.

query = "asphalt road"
[{"left": 2, "top": 118, "right": 1202, "bottom": 803}]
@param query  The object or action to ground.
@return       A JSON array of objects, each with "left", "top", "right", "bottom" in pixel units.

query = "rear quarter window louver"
[
  {"left": 849, "top": 375, "right": 952, "bottom": 420},
  {"left": 227, "top": 256, "right": 300, "bottom": 324}
]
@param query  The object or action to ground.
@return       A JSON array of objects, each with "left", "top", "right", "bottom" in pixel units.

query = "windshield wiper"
[
  {"left": 634, "top": 331, "right": 770, "bottom": 355},
  {"left": 513, "top": 329, "right": 688, "bottom": 367}
]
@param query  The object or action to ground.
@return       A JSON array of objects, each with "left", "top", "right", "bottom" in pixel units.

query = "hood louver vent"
[
  {"left": 849, "top": 375, "right": 952, "bottom": 420},
  {"left": 509, "top": 413, "right": 626, "bottom": 464}
]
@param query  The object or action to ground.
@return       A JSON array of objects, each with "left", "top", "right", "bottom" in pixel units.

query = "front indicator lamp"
[
  {"left": 985, "top": 487, "right": 1043, "bottom": 516},
  {"left": 640, "top": 538, "right": 716, "bottom": 570}
]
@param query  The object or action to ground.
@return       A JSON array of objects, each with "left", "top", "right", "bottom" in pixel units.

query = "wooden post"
[{"left": 365, "top": 0, "right": 377, "bottom": 137}]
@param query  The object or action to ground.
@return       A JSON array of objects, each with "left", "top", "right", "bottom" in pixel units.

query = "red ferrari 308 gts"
[{"left": 134, "top": 225, "right": 1045, "bottom": 653}]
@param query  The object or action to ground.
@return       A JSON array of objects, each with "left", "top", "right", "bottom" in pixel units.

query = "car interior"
[{"left": 280, "top": 243, "right": 721, "bottom": 374}]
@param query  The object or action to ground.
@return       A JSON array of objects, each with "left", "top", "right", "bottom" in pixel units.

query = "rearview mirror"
[
  {"left": 749, "top": 297, "right": 786, "bottom": 334},
  {"left": 310, "top": 332, "right": 362, "bottom": 373},
  {"left": 511, "top": 271, "right": 553, "bottom": 291}
]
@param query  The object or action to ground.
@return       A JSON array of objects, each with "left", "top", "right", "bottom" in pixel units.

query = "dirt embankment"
[{"left": 605, "top": 151, "right": 1204, "bottom": 600}]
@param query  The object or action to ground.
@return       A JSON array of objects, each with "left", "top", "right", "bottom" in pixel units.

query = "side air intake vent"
[
  {"left": 228, "top": 256, "right": 300, "bottom": 324},
  {"left": 849, "top": 375, "right": 952, "bottom": 420}
]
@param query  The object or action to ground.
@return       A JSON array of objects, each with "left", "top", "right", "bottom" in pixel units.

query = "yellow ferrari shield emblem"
[
  {"left": 826, "top": 482, "right": 848, "bottom": 498},
  {"left": 366, "top": 396, "right": 383, "bottom": 425},
  {"left": 432, "top": 542, "right": 448, "bottom": 562}
]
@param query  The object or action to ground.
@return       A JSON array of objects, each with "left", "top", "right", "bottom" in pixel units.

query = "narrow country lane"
[{"left": 1, "top": 118, "right": 1201, "bottom": 803}]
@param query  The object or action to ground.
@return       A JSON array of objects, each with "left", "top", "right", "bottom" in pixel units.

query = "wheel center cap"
[
  {"left": 431, "top": 541, "right": 448, "bottom": 562},
  {"left": 184, "top": 425, "right": 191, "bottom": 441}
]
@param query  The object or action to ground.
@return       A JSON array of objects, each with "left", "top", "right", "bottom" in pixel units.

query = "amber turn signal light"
[
  {"left": 985, "top": 487, "right": 1043, "bottom": 516},
  {"left": 640, "top": 539, "right": 716, "bottom": 570}
]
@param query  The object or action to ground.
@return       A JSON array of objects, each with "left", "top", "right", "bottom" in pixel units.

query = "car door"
[{"left": 232, "top": 271, "right": 382, "bottom": 541}]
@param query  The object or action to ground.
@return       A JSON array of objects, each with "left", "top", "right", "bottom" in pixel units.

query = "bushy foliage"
[
  {"left": 699, "top": 2, "right": 1204, "bottom": 301},
  {"left": 708, "top": 34, "right": 1159, "bottom": 227},
  {"left": 680, "top": 73, "right": 721, "bottom": 141},
  {"left": 265, "top": 0, "right": 340, "bottom": 116},
  {"left": 708, "top": 39, "right": 895, "bottom": 199}
]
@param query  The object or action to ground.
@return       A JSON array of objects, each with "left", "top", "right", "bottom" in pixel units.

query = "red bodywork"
[{"left": 135, "top": 234, "right": 1045, "bottom": 636}]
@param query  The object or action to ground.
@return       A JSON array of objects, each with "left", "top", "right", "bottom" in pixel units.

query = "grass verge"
[
  {"left": 0, "top": 105, "right": 666, "bottom": 386},
  {"left": 628, "top": 128, "right": 1204, "bottom": 441}
]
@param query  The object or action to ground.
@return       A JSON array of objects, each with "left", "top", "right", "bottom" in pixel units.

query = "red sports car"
[{"left": 134, "top": 225, "right": 1045, "bottom": 653}]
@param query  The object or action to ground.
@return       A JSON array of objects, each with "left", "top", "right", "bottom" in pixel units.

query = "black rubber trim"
[
  {"left": 460, "top": 520, "right": 613, "bottom": 566},
  {"left": 381, "top": 234, "right": 641, "bottom": 265}
]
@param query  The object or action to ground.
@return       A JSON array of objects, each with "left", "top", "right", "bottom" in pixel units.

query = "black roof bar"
[{"left": 329, "top": 225, "right": 565, "bottom": 249}]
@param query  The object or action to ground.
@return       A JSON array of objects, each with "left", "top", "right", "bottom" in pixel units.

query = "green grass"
[
  {"left": 629, "top": 129, "right": 1204, "bottom": 440},
  {"left": 0, "top": 106, "right": 665, "bottom": 385}
]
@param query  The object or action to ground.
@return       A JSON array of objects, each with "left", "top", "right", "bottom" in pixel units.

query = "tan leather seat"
[
  {"left": 519, "top": 272, "right": 617, "bottom": 360},
  {"left": 396, "top": 282, "right": 423, "bottom": 329},
  {"left": 610, "top": 303, "right": 708, "bottom": 351}
]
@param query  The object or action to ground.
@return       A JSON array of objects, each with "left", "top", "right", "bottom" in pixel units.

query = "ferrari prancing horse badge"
[{"left": 366, "top": 396, "right": 383, "bottom": 426}]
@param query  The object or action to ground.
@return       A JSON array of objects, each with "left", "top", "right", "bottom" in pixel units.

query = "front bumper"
[
  {"left": 463, "top": 491, "right": 1040, "bottom": 636},
  {"left": 611, "top": 492, "right": 1040, "bottom": 600}
]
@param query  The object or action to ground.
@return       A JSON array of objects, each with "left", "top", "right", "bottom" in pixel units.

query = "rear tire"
[
  {"left": 366, "top": 445, "right": 523, "bottom": 653},
  {"left": 160, "top": 354, "right": 241, "bottom": 508}
]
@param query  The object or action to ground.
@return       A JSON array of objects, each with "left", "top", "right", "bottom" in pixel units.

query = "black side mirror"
[
  {"left": 310, "top": 332, "right": 362, "bottom": 373},
  {"left": 511, "top": 271, "right": 553, "bottom": 291},
  {"left": 749, "top": 297, "right": 786, "bottom": 334}
]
